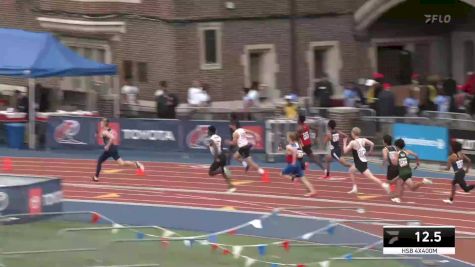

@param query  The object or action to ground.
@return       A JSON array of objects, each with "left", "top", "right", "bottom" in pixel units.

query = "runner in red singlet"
[{"left": 297, "top": 115, "right": 325, "bottom": 171}]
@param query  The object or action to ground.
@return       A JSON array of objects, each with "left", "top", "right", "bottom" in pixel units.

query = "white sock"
[
  {"left": 258, "top": 168, "right": 264, "bottom": 175},
  {"left": 242, "top": 161, "right": 248, "bottom": 168}
]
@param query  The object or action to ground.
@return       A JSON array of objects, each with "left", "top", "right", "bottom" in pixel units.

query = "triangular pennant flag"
[
  {"left": 232, "top": 246, "right": 243, "bottom": 259},
  {"left": 208, "top": 234, "right": 218, "bottom": 244},
  {"left": 136, "top": 232, "right": 145, "bottom": 239},
  {"left": 161, "top": 239, "right": 169, "bottom": 248},
  {"left": 249, "top": 219, "right": 263, "bottom": 229},
  {"left": 344, "top": 253, "right": 352, "bottom": 261},
  {"left": 91, "top": 213, "right": 100, "bottom": 224},
  {"left": 326, "top": 225, "right": 336, "bottom": 235},
  {"left": 222, "top": 248, "right": 231, "bottom": 255},
  {"left": 257, "top": 245, "right": 267, "bottom": 256},
  {"left": 162, "top": 230, "right": 175, "bottom": 238},
  {"left": 281, "top": 240, "right": 290, "bottom": 251},
  {"left": 111, "top": 223, "right": 122, "bottom": 234},
  {"left": 297, "top": 264, "right": 305, "bottom": 267},
  {"left": 211, "top": 244, "right": 219, "bottom": 251},
  {"left": 199, "top": 240, "right": 210, "bottom": 245},
  {"left": 227, "top": 229, "right": 237, "bottom": 236},
  {"left": 244, "top": 257, "right": 256, "bottom": 267},
  {"left": 301, "top": 232, "right": 314, "bottom": 240},
  {"left": 319, "top": 261, "right": 330, "bottom": 267}
]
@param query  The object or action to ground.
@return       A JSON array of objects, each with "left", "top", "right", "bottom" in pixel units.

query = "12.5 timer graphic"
[{"left": 383, "top": 226, "right": 456, "bottom": 255}]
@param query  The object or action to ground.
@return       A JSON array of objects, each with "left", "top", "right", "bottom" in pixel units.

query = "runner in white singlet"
[{"left": 343, "top": 127, "right": 390, "bottom": 195}]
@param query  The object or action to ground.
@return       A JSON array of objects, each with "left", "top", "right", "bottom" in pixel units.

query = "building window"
[
  {"left": 464, "top": 40, "right": 474, "bottom": 74},
  {"left": 137, "top": 62, "right": 148, "bottom": 83},
  {"left": 123, "top": 60, "right": 133, "bottom": 80},
  {"left": 61, "top": 39, "right": 111, "bottom": 95},
  {"left": 199, "top": 23, "right": 222, "bottom": 70}
]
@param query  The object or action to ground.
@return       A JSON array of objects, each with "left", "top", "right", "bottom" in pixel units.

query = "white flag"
[
  {"left": 319, "top": 260, "right": 330, "bottom": 267},
  {"left": 199, "top": 240, "right": 209, "bottom": 245},
  {"left": 111, "top": 223, "right": 122, "bottom": 234},
  {"left": 244, "top": 257, "right": 256, "bottom": 267},
  {"left": 184, "top": 240, "right": 192, "bottom": 247},
  {"left": 162, "top": 230, "right": 175, "bottom": 238},
  {"left": 249, "top": 219, "right": 263, "bottom": 229},
  {"left": 301, "top": 232, "right": 314, "bottom": 240},
  {"left": 232, "top": 246, "right": 243, "bottom": 259}
]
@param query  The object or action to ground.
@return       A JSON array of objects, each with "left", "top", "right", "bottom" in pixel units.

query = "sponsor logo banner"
[
  {"left": 47, "top": 116, "right": 100, "bottom": 149},
  {"left": 28, "top": 188, "right": 43, "bottom": 215},
  {"left": 393, "top": 123, "right": 448, "bottom": 161},
  {"left": 54, "top": 120, "right": 86, "bottom": 145},
  {"left": 118, "top": 119, "right": 181, "bottom": 151}
]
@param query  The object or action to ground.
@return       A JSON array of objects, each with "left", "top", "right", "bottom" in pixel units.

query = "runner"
[
  {"left": 208, "top": 126, "right": 236, "bottom": 193},
  {"left": 92, "top": 118, "right": 144, "bottom": 182},
  {"left": 442, "top": 141, "right": 474, "bottom": 204},
  {"left": 393, "top": 138, "right": 432, "bottom": 202},
  {"left": 323, "top": 120, "right": 351, "bottom": 178},
  {"left": 296, "top": 115, "right": 325, "bottom": 171},
  {"left": 227, "top": 112, "right": 240, "bottom": 165},
  {"left": 343, "top": 127, "right": 390, "bottom": 194},
  {"left": 382, "top": 134, "right": 401, "bottom": 203},
  {"left": 281, "top": 132, "right": 317, "bottom": 197},
  {"left": 230, "top": 121, "right": 269, "bottom": 181}
]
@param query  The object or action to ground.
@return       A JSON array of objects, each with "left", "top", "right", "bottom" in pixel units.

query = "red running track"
[{"left": 4, "top": 157, "right": 475, "bottom": 264}]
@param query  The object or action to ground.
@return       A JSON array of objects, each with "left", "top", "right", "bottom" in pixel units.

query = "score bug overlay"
[{"left": 383, "top": 226, "right": 455, "bottom": 255}]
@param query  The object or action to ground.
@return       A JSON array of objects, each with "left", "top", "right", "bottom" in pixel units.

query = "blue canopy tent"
[{"left": 0, "top": 28, "right": 117, "bottom": 148}]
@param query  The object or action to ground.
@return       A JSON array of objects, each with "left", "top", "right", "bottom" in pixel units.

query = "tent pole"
[{"left": 28, "top": 78, "right": 35, "bottom": 149}]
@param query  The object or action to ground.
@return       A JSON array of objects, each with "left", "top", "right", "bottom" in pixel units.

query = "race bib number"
[
  {"left": 302, "top": 132, "right": 310, "bottom": 140},
  {"left": 456, "top": 160, "right": 464, "bottom": 169},
  {"left": 399, "top": 158, "right": 408, "bottom": 167},
  {"left": 297, "top": 150, "right": 304, "bottom": 158},
  {"left": 357, "top": 148, "right": 366, "bottom": 160},
  {"left": 388, "top": 151, "right": 397, "bottom": 161},
  {"left": 332, "top": 134, "right": 339, "bottom": 142}
]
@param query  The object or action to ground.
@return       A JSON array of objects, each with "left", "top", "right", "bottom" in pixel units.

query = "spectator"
[
  {"left": 155, "top": 81, "right": 168, "bottom": 118},
  {"left": 243, "top": 86, "right": 259, "bottom": 108},
  {"left": 434, "top": 88, "right": 450, "bottom": 116},
  {"left": 377, "top": 83, "right": 395, "bottom": 116},
  {"left": 313, "top": 73, "right": 333, "bottom": 107},
  {"left": 283, "top": 95, "right": 298, "bottom": 119},
  {"left": 403, "top": 89, "right": 419, "bottom": 116},
  {"left": 121, "top": 77, "right": 140, "bottom": 116},
  {"left": 461, "top": 72, "right": 475, "bottom": 116},
  {"left": 443, "top": 74, "right": 457, "bottom": 112},
  {"left": 343, "top": 83, "right": 357, "bottom": 107},
  {"left": 165, "top": 89, "right": 179, "bottom": 119},
  {"left": 201, "top": 83, "right": 212, "bottom": 106},
  {"left": 187, "top": 80, "right": 203, "bottom": 106}
]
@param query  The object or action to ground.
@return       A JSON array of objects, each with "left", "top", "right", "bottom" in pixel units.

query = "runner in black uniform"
[
  {"left": 393, "top": 138, "right": 432, "bottom": 202},
  {"left": 382, "top": 135, "right": 400, "bottom": 202},
  {"left": 92, "top": 118, "right": 144, "bottom": 182},
  {"left": 343, "top": 127, "right": 390, "bottom": 194},
  {"left": 442, "top": 141, "right": 474, "bottom": 204},
  {"left": 208, "top": 126, "right": 235, "bottom": 193},
  {"left": 323, "top": 120, "right": 351, "bottom": 178}
]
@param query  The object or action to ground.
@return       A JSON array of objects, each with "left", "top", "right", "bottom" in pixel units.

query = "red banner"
[{"left": 28, "top": 188, "right": 43, "bottom": 215}]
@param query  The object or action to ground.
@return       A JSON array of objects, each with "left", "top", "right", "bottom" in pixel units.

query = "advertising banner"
[
  {"left": 0, "top": 177, "right": 62, "bottom": 218},
  {"left": 183, "top": 120, "right": 265, "bottom": 152},
  {"left": 393, "top": 123, "right": 448, "bottom": 161},
  {"left": 46, "top": 116, "right": 100, "bottom": 149},
  {"left": 450, "top": 129, "right": 475, "bottom": 153},
  {"left": 118, "top": 119, "right": 181, "bottom": 151}
]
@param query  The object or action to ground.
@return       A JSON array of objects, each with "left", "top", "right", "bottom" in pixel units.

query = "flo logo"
[
  {"left": 186, "top": 125, "right": 210, "bottom": 149},
  {"left": 425, "top": 14, "right": 451, "bottom": 24}
]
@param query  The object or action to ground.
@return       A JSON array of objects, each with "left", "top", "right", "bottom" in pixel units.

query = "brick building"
[{"left": 0, "top": 0, "right": 474, "bottom": 114}]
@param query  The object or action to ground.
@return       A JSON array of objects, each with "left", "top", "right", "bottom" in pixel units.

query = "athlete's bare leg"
[
  {"left": 362, "top": 169, "right": 390, "bottom": 193},
  {"left": 348, "top": 165, "right": 358, "bottom": 194}
]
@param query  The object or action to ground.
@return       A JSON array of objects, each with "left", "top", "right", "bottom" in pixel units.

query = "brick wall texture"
[{"left": 0, "top": 0, "right": 467, "bottom": 103}]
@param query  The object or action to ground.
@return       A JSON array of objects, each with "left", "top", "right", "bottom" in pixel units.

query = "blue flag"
[
  {"left": 136, "top": 232, "right": 145, "bottom": 239},
  {"left": 258, "top": 245, "right": 267, "bottom": 256},
  {"left": 208, "top": 234, "right": 217, "bottom": 243},
  {"left": 344, "top": 253, "right": 353, "bottom": 261},
  {"left": 326, "top": 225, "right": 336, "bottom": 235}
]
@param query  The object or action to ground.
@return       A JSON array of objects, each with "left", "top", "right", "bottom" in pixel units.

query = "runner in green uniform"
[{"left": 394, "top": 138, "right": 432, "bottom": 201}]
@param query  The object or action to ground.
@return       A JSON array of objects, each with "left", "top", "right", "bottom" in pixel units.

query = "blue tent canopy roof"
[{"left": 0, "top": 28, "right": 117, "bottom": 78}]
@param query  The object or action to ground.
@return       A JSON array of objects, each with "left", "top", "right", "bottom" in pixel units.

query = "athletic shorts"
[
  {"left": 331, "top": 149, "right": 342, "bottom": 160},
  {"left": 238, "top": 144, "right": 252, "bottom": 159},
  {"left": 355, "top": 161, "right": 368, "bottom": 174},
  {"left": 452, "top": 169, "right": 466, "bottom": 186},
  {"left": 282, "top": 162, "right": 304, "bottom": 178},
  {"left": 387, "top": 165, "right": 399, "bottom": 181},
  {"left": 100, "top": 146, "right": 120, "bottom": 161},
  {"left": 302, "top": 145, "right": 313, "bottom": 155},
  {"left": 298, "top": 158, "right": 306, "bottom": 171},
  {"left": 209, "top": 154, "right": 227, "bottom": 173},
  {"left": 399, "top": 169, "right": 412, "bottom": 182}
]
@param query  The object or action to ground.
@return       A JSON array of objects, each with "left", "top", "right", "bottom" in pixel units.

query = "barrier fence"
[{"left": 45, "top": 108, "right": 475, "bottom": 162}]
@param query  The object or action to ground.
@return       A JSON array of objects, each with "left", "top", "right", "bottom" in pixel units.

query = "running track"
[{"left": 4, "top": 157, "right": 475, "bottom": 264}]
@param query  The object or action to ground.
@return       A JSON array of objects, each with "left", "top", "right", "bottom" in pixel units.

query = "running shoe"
[
  {"left": 92, "top": 176, "right": 99, "bottom": 182},
  {"left": 391, "top": 197, "right": 401, "bottom": 203},
  {"left": 227, "top": 187, "right": 237, "bottom": 194},
  {"left": 304, "top": 192, "right": 317, "bottom": 197},
  {"left": 348, "top": 186, "right": 358, "bottom": 194},
  {"left": 136, "top": 161, "right": 145, "bottom": 172},
  {"left": 422, "top": 178, "right": 433, "bottom": 185},
  {"left": 443, "top": 199, "right": 453, "bottom": 204}
]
